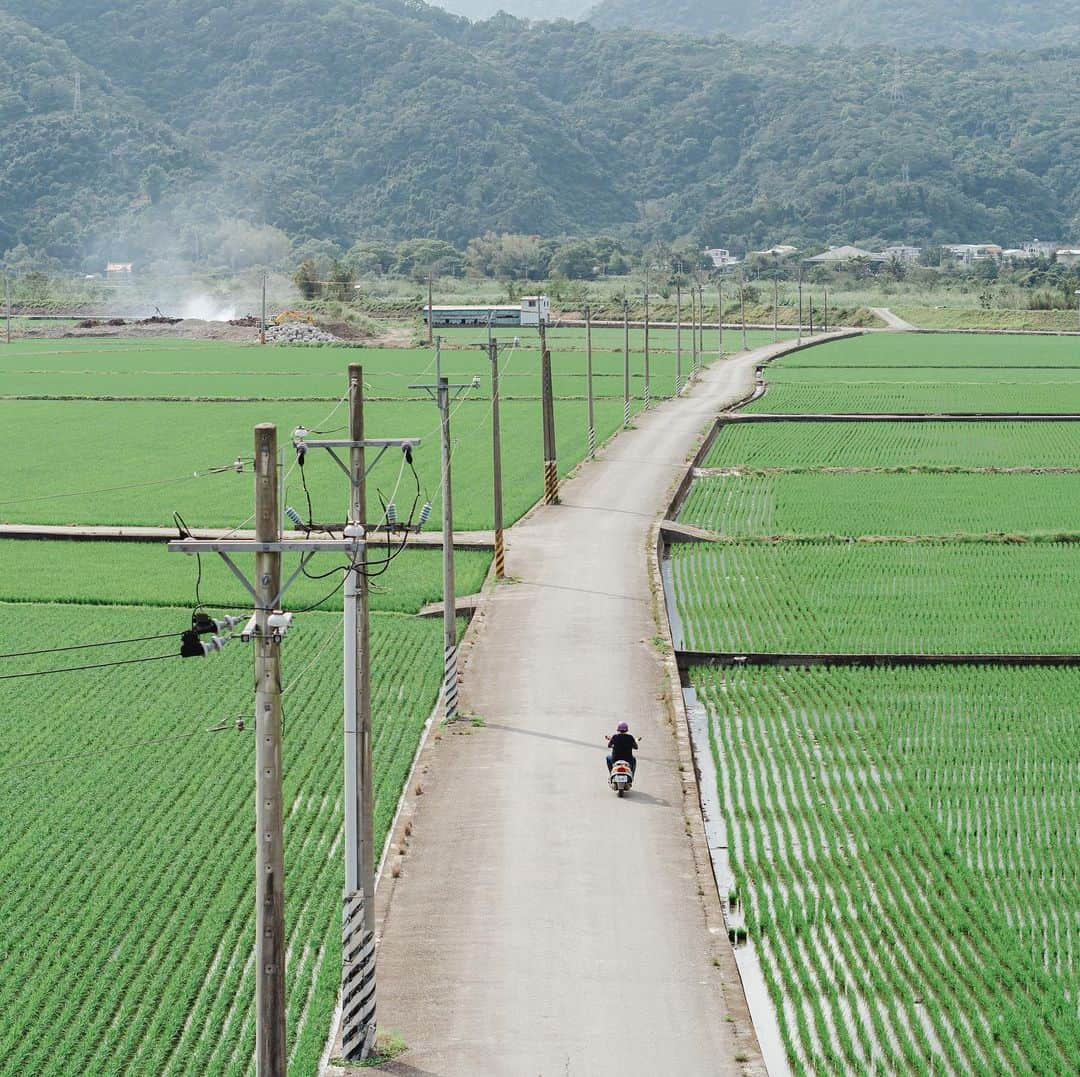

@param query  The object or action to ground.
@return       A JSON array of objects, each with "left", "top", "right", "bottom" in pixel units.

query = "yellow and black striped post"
[
  {"left": 489, "top": 337, "right": 506, "bottom": 579},
  {"left": 341, "top": 890, "right": 376, "bottom": 1059}
]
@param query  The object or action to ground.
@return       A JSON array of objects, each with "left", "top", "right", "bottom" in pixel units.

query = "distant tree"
[
  {"left": 293, "top": 259, "right": 319, "bottom": 300},
  {"left": 549, "top": 240, "right": 597, "bottom": 280}
]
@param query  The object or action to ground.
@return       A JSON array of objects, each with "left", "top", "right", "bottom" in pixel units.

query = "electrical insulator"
[
  {"left": 419, "top": 502, "right": 432, "bottom": 526},
  {"left": 386, "top": 502, "right": 398, "bottom": 528},
  {"left": 233, "top": 457, "right": 244, "bottom": 473},
  {"left": 285, "top": 505, "right": 304, "bottom": 529}
]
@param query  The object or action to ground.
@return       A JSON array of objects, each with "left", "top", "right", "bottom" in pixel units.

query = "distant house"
[
  {"left": 106, "top": 262, "right": 134, "bottom": 279},
  {"left": 1056, "top": 250, "right": 1080, "bottom": 268},
  {"left": 1001, "top": 248, "right": 1034, "bottom": 263},
  {"left": 1023, "top": 239, "right": 1063, "bottom": 258},
  {"left": 806, "top": 245, "right": 885, "bottom": 263},
  {"left": 881, "top": 245, "right": 922, "bottom": 263},
  {"left": 703, "top": 247, "right": 740, "bottom": 268},
  {"left": 752, "top": 245, "right": 799, "bottom": 258},
  {"left": 945, "top": 244, "right": 1002, "bottom": 264}
]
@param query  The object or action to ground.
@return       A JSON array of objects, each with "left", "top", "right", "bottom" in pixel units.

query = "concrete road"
[
  {"left": 359, "top": 345, "right": 790, "bottom": 1077},
  {"left": 870, "top": 306, "right": 916, "bottom": 331}
]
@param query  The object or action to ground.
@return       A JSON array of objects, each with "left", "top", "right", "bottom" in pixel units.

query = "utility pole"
[
  {"left": 342, "top": 364, "right": 376, "bottom": 1060},
  {"left": 4, "top": 273, "right": 10, "bottom": 345},
  {"left": 585, "top": 306, "right": 596, "bottom": 457},
  {"left": 697, "top": 285, "right": 705, "bottom": 368},
  {"left": 691, "top": 283, "right": 699, "bottom": 375},
  {"left": 809, "top": 297, "right": 815, "bottom": 336},
  {"left": 412, "top": 341, "right": 475, "bottom": 722},
  {"left": 488, "top": 335, "right": 506, "bottom": 579},
  {"left": 253, "top": 424, "right": 286, "bottom": 1077},
  {"left": 642, "top": 286, "right": 651, "bottom": 411},
  {"left": 824, "top": 286, "right": 829, "bottom": 333},
  {"left": 675, "top": 281, "right": 683, "bottom": 395},
  {"left": 773, "top": 279, "right": 779, "bottom": 343},
  {"left": 741, "top": 275, "right": 748, "bottom": 351},
  {"left": 717, "top": 280, "right": 723, "bottom": 358},
  {"left": 426, "top": 274, "right": 433, "bottom": 345},
  {"left": 622, "top": 299, "right": 631, "bottom": 427},
  {"left": 539, "top": 319, "right": 558, "bottom": 503},
  {"left": 798, "top": 267, "right": 804, "bottom": 346},
  {"left": 260, "top": 272, "right": 268, "bottom": 346}
]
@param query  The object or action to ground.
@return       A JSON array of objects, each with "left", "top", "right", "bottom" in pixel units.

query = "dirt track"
[{"left": 342, "top": 342, "right": 835, "bottom": 1077}]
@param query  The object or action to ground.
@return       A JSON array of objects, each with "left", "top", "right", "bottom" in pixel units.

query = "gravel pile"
[{"left": 266, "top": 322, "right": 342, "bottom": 344}]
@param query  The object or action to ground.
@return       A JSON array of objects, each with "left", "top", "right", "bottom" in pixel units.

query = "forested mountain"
[
  {"left": 439, "top": 0, "right": 587, "bottom": 19},
  {"left": 2, "top": 0, "right": 1079, "bottom": 269},
  {"left": 587, "top": 0, "right": 1080, "bottom": 51}
]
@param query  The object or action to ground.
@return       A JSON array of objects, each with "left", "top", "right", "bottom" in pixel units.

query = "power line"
[
  {"left": 0, "top": 652, "right": 177, "bottom": 681},
  {"left": 0, "top": 631, "right": 181, "bottom": 660}
]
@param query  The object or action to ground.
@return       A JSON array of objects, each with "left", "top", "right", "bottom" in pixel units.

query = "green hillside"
[
  {"left": 2, "top": 0, "right": 1079, "bottom": 264},
  {"left": 587, "top": 0, "right": 1080, "bottom": 50}
]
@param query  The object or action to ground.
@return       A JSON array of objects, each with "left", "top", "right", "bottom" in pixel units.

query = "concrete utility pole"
[
  {"left": 539, "top": 320, "right": 558, "bottom": 503},
  {"left": 740, "top": 275, "right": 748, "bottom": 351},
  {"left": 488, "top": 336, "right": 506, "bottom": 579},
  {"left": 585, "top": 306, "right": 596, "bottom": 457},
  {"left": 4, "top": 274, "right": 10, "bottom": 345},
  {"left": 689, "top": 286, "right": 698, "bottom": 376},
  {"left": 260, "top": 272, "right": 268, "bottom": 346},
  {"left": 342, "top": 364, "right": 376, "bottom": 1060},
  {"left": 253, "top": 423, "right": 286, "bottom": 1077},
  {"left": 717, "top": 280, "right": 723, "bottom": 358},
  {"left": 697, "top": 285, "right": 705, "bottom": 368},
  {"left": 809, "top": 297, "right": 815, "bottom": 336},
  {"left": 412, "top": 340, "right": 474, "bottom": 722},
  {"left": 622, "top": 300, "right": 631, "bottom": 427},
  {"left": 426, "top": 274, "right": 434, "bottom": 345},
  {"left": 823, "top": 286, "right": 829, "bottom": 333},
  {"left": 798, "top": 268, "right": 804, "bottom": 346},
  {"left": 773, "top": 279, "right": 779, "bottom": 342},
  {"left": 642, "top": 286, "right": 651, "bottom": 411},
  {"left": 675, "top": 281, "right": 683, "bottom": 395}
]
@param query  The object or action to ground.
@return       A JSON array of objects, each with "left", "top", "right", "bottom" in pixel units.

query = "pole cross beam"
[{"left": 298, "top": 438, "right": 422, "bottom": 488}]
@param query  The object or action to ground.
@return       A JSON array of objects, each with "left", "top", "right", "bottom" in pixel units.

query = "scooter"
[{"left": 609, "top": 760, "right": 634, "bottom": 797}]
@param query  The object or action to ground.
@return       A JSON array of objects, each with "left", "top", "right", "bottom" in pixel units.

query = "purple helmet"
[{"left": 617, "top": 722, "right": 629, "bottom": 732}]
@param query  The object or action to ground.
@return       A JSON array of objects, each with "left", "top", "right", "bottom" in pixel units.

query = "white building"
[
  {"left": 703, "top": 247, "right": 740, "bottom": 268},
  {"left": 426, "top": 295, "right": 550, "bottom": 328},
  {"left": 1023, "top": 239, "right": 1063, "bottom": 258},
  {"left": 945, "top": 244, "right": 1002, "bottom": 264},
  {"left": 1056, "top": 250, "right": 1080, "bottom": 268},
  {"left": 806, "top": 245, "right": 885, "bottom": 264},
  {"left": 882, "top": 245, "right": 922, "bottom": 263},
  {"left": 752, "top": 245, "right": 799, "bottom": 258}
]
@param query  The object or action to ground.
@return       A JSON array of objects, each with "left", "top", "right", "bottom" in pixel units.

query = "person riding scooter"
[{"left": 606, "top": 722, "right": 640, "bottom": 777}]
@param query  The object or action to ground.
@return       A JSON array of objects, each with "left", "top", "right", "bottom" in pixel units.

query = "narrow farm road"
[
  {"left": 355, "top": 339, "right": 818, "bottom": 1077},
  {"left": 870, "top": 306, "right": 916, "bottom": 330}
]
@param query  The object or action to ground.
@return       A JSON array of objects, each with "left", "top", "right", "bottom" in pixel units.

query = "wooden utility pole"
[
  {"left": 675, "top": 281, "right": 683, "bottom": 395},
  {"left": 341, "top": 365, "right": 376, "bottom": 1060},
  {"left": 488, "top": 338, "right": 506, "bottom": 578},
  {"left": 585, "top": 306, "right": 596, "bottom": 457},
  {"left": 539, "top": 320, "right": 558, "bottom": 503},
  {"left": 426, "top": 274, "right": 434, "bottom": 345},
  {"left": 643, "top": 286, "right": 651, "bottom": 410},
  {"left": 253, "top": 423, "right": 286, "bottom": 1077},
  {"left": 622, "top": 300, "right": 631, "bottom": 427}
]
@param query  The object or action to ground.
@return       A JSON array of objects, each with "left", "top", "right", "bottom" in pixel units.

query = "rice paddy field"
[{"left": 667, "top": 330, "right": 1080, "bottom": 1072}]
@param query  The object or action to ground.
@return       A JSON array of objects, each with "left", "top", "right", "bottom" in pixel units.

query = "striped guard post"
[
  {"left": 443, "top": 641, "right": 459, "bottom": 720},
  {"left": 494, "top": 528, "right": 505, "bottom": 579},
  {"left": 587, "top": 425, "right": 596, "bottom": 458},
  {"left": 543, "top": 460, "right": 559, "bottom": 504},
  {"left": 341, "top": 889, "right": 376, "bottom": 1060},
  {"left": 623, "top": 398, "right": 631, "bottom": 428},
  {"left": 643, "top": 382, "right": 651, "bottom": 411}
]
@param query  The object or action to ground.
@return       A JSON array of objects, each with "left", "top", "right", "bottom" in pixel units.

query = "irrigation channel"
[{"left": 656, "top": 351, "right": 1080, "bottom": 1075}]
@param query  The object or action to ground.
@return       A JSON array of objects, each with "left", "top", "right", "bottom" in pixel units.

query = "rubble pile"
[{"left": 265, "top": 321, "right": 342, "bottom": 344}]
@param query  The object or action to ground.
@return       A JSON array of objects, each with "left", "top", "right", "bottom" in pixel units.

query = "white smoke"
[{"left": 177, "top": 294, "right": 238, "bottom": 322}]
